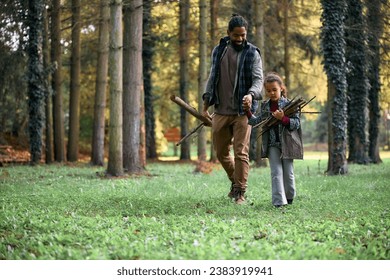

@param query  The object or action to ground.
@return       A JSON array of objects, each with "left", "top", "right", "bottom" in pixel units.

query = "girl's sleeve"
[{"left": 287, "top": 112, "right": 300, "bottom": 130}]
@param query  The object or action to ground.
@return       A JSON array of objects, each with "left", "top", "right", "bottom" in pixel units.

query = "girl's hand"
[
  {"left": 242, "top": 94, "right": 252, "bottom": 111},
  {"left": 272, "top": 109, "right": 284, "bottom": 120}
]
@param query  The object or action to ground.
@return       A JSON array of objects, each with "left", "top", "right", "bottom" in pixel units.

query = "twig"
[
  {"left": 175, "top": 123, "right": 204, "bottom": 146},
  {"left": 175, "top": 113, "right": 215, "bottom": 146}
]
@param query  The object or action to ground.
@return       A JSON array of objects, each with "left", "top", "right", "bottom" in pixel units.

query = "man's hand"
[
  {"left": 242, "top": 94, "right": 253, "bottom": 111},
  {"left": 202, "top": 108, "right": 212, "bottom": 127}
]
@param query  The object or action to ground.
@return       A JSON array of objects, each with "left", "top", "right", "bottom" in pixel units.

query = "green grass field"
[{"left": 0, "top": 153, "right": 389, "bottom": 260}]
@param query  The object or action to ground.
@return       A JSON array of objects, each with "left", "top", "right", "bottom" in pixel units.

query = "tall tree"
[
  {"left": 123, "top": 0, "right": 144, "bottom": 173},
  {"left": 91, "top": 0, "right": 110, "bottom": 166},
  {"left": 197, "top": 0, "right": 208, "bottom": 161},
  {"left": 107, "top": 0, "right": 123, "bottom": 176},
  {"left": 345, "top": 0, "right": 369, "bottom": 164},
  {"left": 320, "top": 0, "right": 348, "bottom": 175},
  {"left": 51, "top": 0, "right": 65, "bottom": 162},
  {"left": 67, "top": 0, "right": 81, "bottom": 162},
  {"left": 253, "top": 0, "right": 267, "bottom": 167},
  {"left": 209, "top": 0, "right": 218, "bottom": 44},
  {"left": 143, "top": 0, "right": 157, "bottom": 159},
  {"left": 283, "top": 0, "right": 291, "bottom": 87},
  {"left": 366, "top": 0, "right": 384, "bottom": 164},
  {"left": 42, "top": 5, "right": 53, "bottom": 163},
  {"left": 27, "top": 0, "right": 45, "bottom": 164},
  {"left": 209, "top": 0, "right": 218, "bottom": 162},
  {"left": 179, "top": 0, "right": 191, "bottom": 160}
]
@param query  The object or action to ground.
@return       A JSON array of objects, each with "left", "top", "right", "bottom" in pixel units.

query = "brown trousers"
[{"left": 212, "top": 114, "right": 251, "bottom": 191}]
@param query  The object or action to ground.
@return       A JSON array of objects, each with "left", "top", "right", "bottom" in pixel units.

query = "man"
[{"left": 202, "top": 14, "right": 263, "bottom": 204}]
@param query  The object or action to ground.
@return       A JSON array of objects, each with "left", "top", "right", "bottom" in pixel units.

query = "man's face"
[{"left": 227, "top": 26, "right": 247, "bottom": 47}]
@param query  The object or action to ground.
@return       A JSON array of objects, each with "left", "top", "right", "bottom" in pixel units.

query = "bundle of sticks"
[{"left": 251, "top": 96, "right": 317, "bottom": 136}]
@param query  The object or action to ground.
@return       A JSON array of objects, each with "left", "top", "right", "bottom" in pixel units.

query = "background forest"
[{"left": 0, "top": 0, "right": 389, "bottom": 173}]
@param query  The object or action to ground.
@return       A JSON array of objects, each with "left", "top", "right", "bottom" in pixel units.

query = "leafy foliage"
[{"left": 0, "top": 158, "right": 389, "bottom": 259}]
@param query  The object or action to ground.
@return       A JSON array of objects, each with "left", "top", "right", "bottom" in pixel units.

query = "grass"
[{"left": 0, "top": 154, "right": 389, "bottom": 260}]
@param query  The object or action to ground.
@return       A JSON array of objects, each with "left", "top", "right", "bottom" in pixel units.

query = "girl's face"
[{"left": 265, "top": 81, "right": 282, "bottom": 102}]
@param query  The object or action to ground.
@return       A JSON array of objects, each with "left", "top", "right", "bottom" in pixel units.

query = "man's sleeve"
[{"left": 248, "top": 50, "right": 264, "bottom": 100}]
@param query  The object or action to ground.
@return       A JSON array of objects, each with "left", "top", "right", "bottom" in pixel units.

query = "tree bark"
[
  {"left": 327, "top": 81, "right": 348, "bottom": 174},
  {"left": 209, "top": 0, "right": 218, "bottom": 162},
  {"left": 143, "top": 0, "right": 157, "bottom": 159},
  {"left": 197, "top": 0, "right": 208, "bottom": 161},
  {"left": 321, "top": 0, "right": 348, "bottom": 175},
  {"left": 179, "top": 0, "right": 191, "bottom": 160},
  {"left": 366, "top": 0, "right": 383, "bottom": 164},
  {"left": 43, "top": 5, "right": 53, "bottom": 163},
  {"left": 345, "top": 0, "right": 369, "bottom": 164},
  {"left": 107, "top": 0, "right": 124, "bottom": 176},
  {"left": 67, "top": 0, "right": 81, "bottom": 162},
  {"left": 27, "top": 0, "right": 45, "bottom": 164},
  {"left": 252, "top": 0, "right": 267, "bottom": 167},
  {"left": 283, "top": 0, "right": 290, "bottom": 87},
  {"left": 123, "top": 0, "right": 144, "bottom": 173},
  {"left": 91, "top": 0, "right": 110, "bottom": 166},
  {"left": 51, "top": 0, "right": 65, "bottom": 162}
]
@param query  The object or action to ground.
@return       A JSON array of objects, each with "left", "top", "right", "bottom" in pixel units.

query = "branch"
[
  {"left": 170, "top": 95, "right": 212, "bottom": 127},
  {"left": 175, "top": 122, "right": 204, "bottom": 146}
]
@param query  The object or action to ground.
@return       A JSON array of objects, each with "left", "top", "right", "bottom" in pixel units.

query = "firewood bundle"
[{"left": 253, "top": 96, "right": 316, "bottom": 136}]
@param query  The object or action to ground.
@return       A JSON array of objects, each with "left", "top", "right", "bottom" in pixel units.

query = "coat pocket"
[{"left": 282, "top": 128, "right": 303, "bottom": 159}]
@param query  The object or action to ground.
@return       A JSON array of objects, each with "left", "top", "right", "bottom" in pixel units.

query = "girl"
[{"left": 248, "top": 72, "right": 303, "bottom": 207}]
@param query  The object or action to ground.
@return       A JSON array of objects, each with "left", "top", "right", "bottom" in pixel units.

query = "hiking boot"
[
  {"left": 234, "top": 189, "right": 246, "bottom": 205},
  {"left": 235, "top": 194, "right": 246, "bottom": 205},
  {"left": 227, "top": 183, "right": 235, "bottom": 199}
]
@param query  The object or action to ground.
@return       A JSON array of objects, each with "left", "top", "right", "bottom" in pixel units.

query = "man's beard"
[{"left": 231, "top": 41, "right": 245, "bottom": 52}]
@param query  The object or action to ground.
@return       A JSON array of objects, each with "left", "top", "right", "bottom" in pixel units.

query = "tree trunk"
[
  {"left": 27, "top": 0, "right": 45, "bottom": 164},
  {"left": 67, "top": 0, "right": 81, "bottom": 162},
  {"left": 43, "top": 5, "right": 53, "bottom": 164},
  {"left": 253, "top": 0, "right": 267, "bottom": 167},
  {"left": 366, "top": 0, "right": 383, "bottom": 164},
  {"left": 107, "top": 0, "right": 123, "bottom": 176},
  {"left": 209, "top": 0, "right": 218, "bottom": 162},
  {"left": 123, "top": 0, "right": 144, "bottom": 174},
  {"left": 143, "top": 0, "right": 157, "bottom": 159},
  {"left": 91, "top": 0, "right": 110, "bottom": 166},
  {"left": 197, "top": 0, "right": 208, "bottom": 161},
  {"left": 179, "top": 0, "right": 191, "bottom": 160},
  {"left": 51, "top": 0, "right": 65, "bottom": 162},
  {"left": 327, "top": 81, "right": 348, "bottom": 174},
  {"left": 283, "top": 0, "right": 290, "bottom": 87},
  {"left": 345, "top": 0, "right": 369, "bottom": 164},
  {"left": 321, "top": 0, "right": 348, "bottom": 175}
]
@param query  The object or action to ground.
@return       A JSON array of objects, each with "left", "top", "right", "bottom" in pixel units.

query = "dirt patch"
[{"left": 304, "top": 143, "right": 328, "bottom": 151}]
